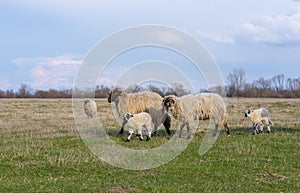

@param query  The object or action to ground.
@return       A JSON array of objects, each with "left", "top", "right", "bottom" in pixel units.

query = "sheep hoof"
[
  {"left": 125, "top": 139, "right": 130, "bottom": 142},
  {"left": 267, "top": 130, "right": 271, "bottom": 134},
  {"left": 146, "top": 136, "right": 151, "bottom": 141},
  {"left": 139, "top": 137, "right": 143, "bottom": 141},
  {"left": 118, "top": 129, "right": 124, "bottom": 137},
  {"left": 253, "top": 130, "right": 257, "bottom": 135}
]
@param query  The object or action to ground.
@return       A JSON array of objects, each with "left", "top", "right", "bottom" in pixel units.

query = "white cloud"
[
  {"left": 197, "top": 30, "right": 235, "bottom": 44},
  {"left": 197, "top": 11, "right": 300, "bottom": 47},
  {"left": 11, "top": 54, "right": 82, "bottom": 89},
  {"left": 235, "top": 11, "right": 300, "bottom": 45}
]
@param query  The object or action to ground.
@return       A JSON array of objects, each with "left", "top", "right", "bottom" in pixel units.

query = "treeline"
[
  {"left": 0, "top": 83, "right": 190, "bottom": 98},
  {"left": 226, "top": 69, "right": 300, "bottom": 98},
  {"left": 0, "top": 69, "right": 299, "bottom": 98}
]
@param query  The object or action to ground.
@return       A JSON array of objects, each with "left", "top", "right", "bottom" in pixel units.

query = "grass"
[{"left": 0, "top": 98, "right": 299, "bottom": 192}]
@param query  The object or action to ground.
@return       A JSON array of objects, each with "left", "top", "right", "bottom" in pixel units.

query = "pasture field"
[{"left": 0, "top": 98, "right": 299, "bottom": 192}]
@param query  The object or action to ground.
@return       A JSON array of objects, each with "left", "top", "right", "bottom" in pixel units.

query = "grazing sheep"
[
  {"left": 83, "top": 98, "right": 97, "bottom": 118},
  {"left": 245, "top": 108, "right": 273, "bottom": 135},
  {"left": 122, "top": 112, "right": 153, "bottom": 141},
  {"left": 108, "top": 88, "right": 171, "bottom": 136},
  {"left": 162, "top": 93, "right": 230, "bottom": 139}
]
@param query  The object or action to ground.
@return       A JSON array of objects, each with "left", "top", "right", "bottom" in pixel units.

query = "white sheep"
[
  {"left": 108, "top": 88, "right": 171, "bottom": 136},
  {"left": 162, "top": 93, "right": 230, "bottom": 139},
  {"left": 122, "top": 112, "right": 153, "bottom": 141},
  {"left": 83, "top": 98, "right": 97, "bottom": 118},
  {"left": 245, "top": 107, "right": 273, "bottom": 135}
]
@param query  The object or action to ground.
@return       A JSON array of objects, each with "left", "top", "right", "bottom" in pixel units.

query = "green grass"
[{"left": 0, "top": 99, "right": 299, "bottom": 192}]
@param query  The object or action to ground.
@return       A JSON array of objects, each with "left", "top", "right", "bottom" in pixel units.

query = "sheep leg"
[
  {"left": 259, "top": 125, "right": 264, "bottom": 134},
  {"left": 118, "top": 120, "right": 127, "bottom": 137},
  {"left": 118, "top": 127, "right": 125, "bottom": 137},
  {"left": 178, "top": 123, "right": 185, "bottom": 138},
  {"left": 163, "top": 115, "right": 171, "bottom": 135},
  {"left": 138, "top": 128, "right": 143, "bottom": 141},
  {"left": 212, "top": 124, "right": 219, "bottom": 137},
  {"left": 267, "top": 125, "right": 271, "bottom": 133},
  {"left": 126, "top": 129, "right": 134, "bottom": 142},
  {"left": 118, "top": 121, "right": 126, "bottom": 136},
  {"left": 224, "top": 122, "right": 230, "bottom": 136},
  {"left": 186, "top": 123, "right": 191, "bottom": 140},
  {"left": 146, "top": 130, "right": 152, "bottom": 141},
  {"left": 253, "top": 123, "right": 259, "bottom": 135},
  {"left": 151, "top": 124, "right": 158, "bottom": 137}
]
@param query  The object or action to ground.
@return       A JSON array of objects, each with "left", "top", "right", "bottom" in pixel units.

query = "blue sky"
[{"left": 1, "top": 0, "right": 300, "bottom": 90}]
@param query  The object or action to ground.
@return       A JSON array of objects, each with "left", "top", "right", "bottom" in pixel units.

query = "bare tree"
[
  {"left": 254, "top": 77, "right": 271, "bottom": 90},
  {"left": 17, "top": 83, "right": 32, "bottom": 98},
  {"left": 125, "top": 84, "right": 142, "bottom": 93},
  {"left": 169, "top": 82, "right": 190, "bottom": 97},
  {"left": 272, "top": 74, "right": 285, "bottom": 92},
  {"left": 286, "top": 78, "right": 299, "bottom": 91},
  {"left": 226, "top": 68, "right": 246, "bottom": 97}
]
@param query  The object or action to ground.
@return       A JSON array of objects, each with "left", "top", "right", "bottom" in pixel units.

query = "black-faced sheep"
[
  {"left": 162, "top": 93, "right": 230, "bottom": 139},
  {"left": 83, "top": 98, "right": 97, "bottom": 118},
  {"left": 108, "top": 88, "right": 171, "bottom": 136},
  {"left": 122, "top": 112, "right": 153, "bottom": 141},
  {"left": 245, "top": 107, "right": 273, "bottom": 135}
]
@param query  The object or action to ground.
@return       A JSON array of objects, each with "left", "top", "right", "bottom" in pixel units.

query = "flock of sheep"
[{"left": 83, "top": 88, "right": 273, "bottom": 141}]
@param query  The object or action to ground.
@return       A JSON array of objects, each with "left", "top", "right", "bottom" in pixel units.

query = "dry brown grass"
[
  {"left": 1, "top": 98, "right": 299, "bottom": 137},
  {"left": 0, "top": 99, "right": 77, "bottom": 137}
]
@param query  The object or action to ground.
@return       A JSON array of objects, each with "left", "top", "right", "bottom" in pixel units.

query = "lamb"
[
  {"left": 245, "top": 107, "right": 273, "bottom": 135},
  {"left": 83, "top": 98, "right": 97, "bottom": 118},
  {"left": 108, "top": 88, "right": 171, "bottom": 136},
  {"left": 122, "top": 112, "right": 153, "bottom": 141},
  {"left": 162, "top": 93, "right": 230, "bottom": 139}
]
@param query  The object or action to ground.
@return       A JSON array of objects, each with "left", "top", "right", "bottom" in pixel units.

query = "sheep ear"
[{"left": 170, "top": 98, "right": 175, "bottom": 105}]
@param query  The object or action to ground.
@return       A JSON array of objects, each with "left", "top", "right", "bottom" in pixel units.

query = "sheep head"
[
  {"left": 84, "top": 98, "right": 90, "bottom": 105},
  {"left": 245, "top": 107, "right": 253, "bottom": 117},
  {"left": 162, "top": 95, "right": 181, "bottom": 119},
  {"left": 123, "top": 112, "right": 134, "bottom": 121},
  {"left": 108, "top": 88, "right": 124, "bottom": 103}
]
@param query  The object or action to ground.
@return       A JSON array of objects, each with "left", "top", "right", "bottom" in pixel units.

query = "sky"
[{"left": 1, "top": 0, "right": 300, "bottom": 91}]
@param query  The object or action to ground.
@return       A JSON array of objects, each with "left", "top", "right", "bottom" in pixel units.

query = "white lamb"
[
  {"left": 245, "top": 107, "right": 273, "bottom": 135},
  {"left": 83, "top": 98, "right": 97, "bottom": 118},
  {"left": 122, "top": 112, "right": 153, "bottom": 142}
]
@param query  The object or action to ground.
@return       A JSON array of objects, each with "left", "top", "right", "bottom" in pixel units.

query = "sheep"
[
  {"left": 245, "top": 107, "right": 273, "bottom": 135},
  {"left": 162, "top": 93, "right": 230, "bottom": 139},
  {"left": 148, "top": 101, "right": 168, "bottom": 135},
  {"left": 108, "top": 88, "right": 171, "bottom": 136},
  {"left": 83, "top": 98, "right": 97, "bottom": 118},
  {"left": 122, "top": 112, "right": 153, "bottom": 141}
]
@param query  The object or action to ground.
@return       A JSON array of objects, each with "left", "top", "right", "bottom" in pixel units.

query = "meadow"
[{"left": 0, "top": 98, "right": 299, "bottom": 192}]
